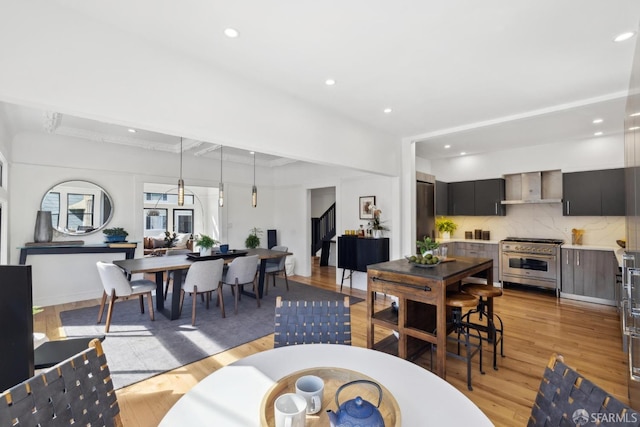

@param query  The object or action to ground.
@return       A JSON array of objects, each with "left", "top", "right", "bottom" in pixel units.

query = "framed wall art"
[{"left": 359, "top": 196, "right": 376, "bottom": 219}]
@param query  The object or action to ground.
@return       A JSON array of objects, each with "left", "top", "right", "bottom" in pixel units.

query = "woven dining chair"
[
  {"left": 273, "top": 296, "right": 351, "bottom": 348},
  {"left": 528, "top": 353, "right": 640, "bottom": 427},
  {"left": 0, "top": 338, "right": 121, "bottom": 427}
]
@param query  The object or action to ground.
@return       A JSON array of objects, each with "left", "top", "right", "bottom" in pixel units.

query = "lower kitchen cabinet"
[
  {"left": 561, "top": 248, "right": 616, "bottom": 304},
  {"left": 445, "top": 241, "right": 499, "bottom": 282}
]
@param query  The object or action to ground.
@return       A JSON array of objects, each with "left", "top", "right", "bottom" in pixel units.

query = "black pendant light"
[
  {"left": 177, "top": 137, "right": 184, "bottom": 206},
  {"left": 218, "top": 146, "right": 224, "bottom": 207},
  {"left": 251, "top": 151, "right": 257, "bottom": 208}
]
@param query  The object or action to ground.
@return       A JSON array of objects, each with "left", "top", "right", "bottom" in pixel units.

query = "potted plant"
[
  {"left": 164, "top": 231, "right": 178, "bottom": 248},
  {"left": 195, "top": 234, "right": 218, "bottom": 256},
  {"left": 245, "top": 227, "right": 262, "bottom": 249},
  {"left": 416, "top": 236, "right": 439, "bottom": 256},
  {"left": 367, "top": 206, "right": 389, "bottom": 238},
  {"left": 103, "top": 227, "right": 128, "bottom": 243},
  {"left": 435, "top": 217, "right": 457, "bottom": 240}
]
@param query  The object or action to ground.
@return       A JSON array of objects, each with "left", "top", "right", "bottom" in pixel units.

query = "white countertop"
[
  {"left": 158, "top": 344, "right": 493, "bottom": 426},
  {"left": 438, "top": 238, "right": 501, "bottom": 245}
]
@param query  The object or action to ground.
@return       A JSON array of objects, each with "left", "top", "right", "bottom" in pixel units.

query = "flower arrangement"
[{"left": 367, "top": 206, "right": 389, "bottom": 231}]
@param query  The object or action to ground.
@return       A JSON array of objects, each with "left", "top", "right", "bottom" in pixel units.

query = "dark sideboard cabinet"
[
  {"left": 338, "top": 236, "right": 390, "bottom": 288},
  {"left": 0, "top": 265, "right": 34, "bottom": 391}
]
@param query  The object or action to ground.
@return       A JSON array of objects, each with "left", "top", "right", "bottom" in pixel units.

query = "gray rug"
[{"left": 60, "top": 279, "right": 363, "bottom": 389}]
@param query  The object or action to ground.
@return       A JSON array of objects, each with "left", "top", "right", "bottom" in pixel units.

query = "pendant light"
[
  {"left": 218, "top": 146, "right": 224, "bottom": 207},
  {"left": 251, "top": 151, "right": 257, "bottom": 208},
  {"left": 177, "top": 137, "right": 185, "bottom": 206}
]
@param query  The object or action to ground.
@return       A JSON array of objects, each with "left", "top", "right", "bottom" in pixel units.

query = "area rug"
[{"left": 59, "top": 279, "right": 363, "bottom": 389}]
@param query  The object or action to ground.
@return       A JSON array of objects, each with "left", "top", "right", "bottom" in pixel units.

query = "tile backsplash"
[{"left": 445, "top": 203, "right": 624, "bottom": 247}]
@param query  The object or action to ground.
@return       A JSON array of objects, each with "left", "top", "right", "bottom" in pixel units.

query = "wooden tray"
[{"left": 260, "top": 367, "right": 401, "bottom": 427}]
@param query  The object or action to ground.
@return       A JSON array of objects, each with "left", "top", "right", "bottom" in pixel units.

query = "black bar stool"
[{"left": 461, "top": 280, "right": 505, "bottom": 370}]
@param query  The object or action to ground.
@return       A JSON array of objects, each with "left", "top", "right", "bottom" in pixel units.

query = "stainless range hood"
[{"left": 501, "top": 170, "right": 563, "bottom": 205}]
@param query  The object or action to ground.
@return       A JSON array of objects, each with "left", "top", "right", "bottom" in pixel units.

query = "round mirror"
[{"left": 40, "top": 180, "right": 114, "bottom": 235}]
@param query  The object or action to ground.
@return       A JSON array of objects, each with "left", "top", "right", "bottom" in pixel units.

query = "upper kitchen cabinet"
[
  {"left": 435, "top": 181, "right": 448, "bottom": 216},
  {"left": 563, "top": 168, "right": 625, "bottom": 216},
  {"left": 444, "top": 178, "right": 505, "bottom": 216},
  {"left": 474, "top": 179, "right": 506, "bottom": 216},
  {"left": 448, "top": 181, "right": 475, "bottom": 215}
]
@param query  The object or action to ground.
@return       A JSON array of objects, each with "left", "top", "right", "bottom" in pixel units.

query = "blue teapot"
[{"left": 326, "top": 379, "right": 385, "bottom": 427}]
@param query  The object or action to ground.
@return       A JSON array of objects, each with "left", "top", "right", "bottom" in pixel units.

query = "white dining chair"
[
  {"left": 96, "top": 261, "right": 156, "bottom": 333},
  {"left": 179, "top": 259, "right": 225, "bottom": 325},
  {"left": 221, "top": 255, "right": 260, "bottom": 314},
  {"left": 263, "top": 245, "right": 289, "bottom": 296}
]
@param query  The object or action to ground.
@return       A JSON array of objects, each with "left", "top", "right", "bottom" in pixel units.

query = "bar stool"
[
  {"left": 433, "top": 292, "right": 485, "bottom": 390},
  {"left": 461, "top": 281, "right": 504, "bottom": 370}
]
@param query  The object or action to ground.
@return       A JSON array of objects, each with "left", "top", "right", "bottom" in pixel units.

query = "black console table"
[
  {"left": 337, "top": 236, "right": 389, "bottom": 290},
  {"left": 19, "top": 243, "right": 137, "bottom": 265}
]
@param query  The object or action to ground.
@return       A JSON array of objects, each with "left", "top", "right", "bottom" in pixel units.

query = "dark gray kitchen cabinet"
[
  {"left": 561, "top": 248, "right": 616, "bottom": 303},
  {"left": 474, "top": 178, "right": 506, "bottom": 216},
  {"left": 448, "top": 181, "right": 475, "bottom": 215},
  {"left": 563, "top": 168, "right": 625, "bottom": 216},
  {"left": 448, "top": 241, "right": 499, "bottom": 281},
  {"left": 436, "top": 180, "right": 448, "bottom": 216}
]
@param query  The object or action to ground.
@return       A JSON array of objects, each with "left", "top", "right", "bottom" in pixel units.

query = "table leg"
[
  {"left": 436, "top": 289, "right": 447, "bottom": 379},
  {"left": 155, "top": 272, "right": 165, "bottom": 312},
  {"left": 398, "top": 297, "right": 408, "bottom": 359}
]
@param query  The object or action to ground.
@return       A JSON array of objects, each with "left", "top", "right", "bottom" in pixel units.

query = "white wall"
[{"left": 311, "top": 187, "right": 336, "bottom": 218}]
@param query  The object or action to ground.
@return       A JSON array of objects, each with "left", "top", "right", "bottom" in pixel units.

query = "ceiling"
[{"left": 4, "top": 1, "right": 640, "bottom": 163}]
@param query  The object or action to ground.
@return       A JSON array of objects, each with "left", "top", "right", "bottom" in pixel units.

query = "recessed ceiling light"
[
  {"left": 630, "top": 126, "right": 640, "bottom": 131},
  {"left": 594, "top": 131, "right": 603, "bottom": 136},
  {"left": 631, "top": 112, "right": 640, "bottom": 117},
  {"left": 325, "top": 79, "right": 336, "bottom": 86},
  {"left": 444, "top": 145, "right": 451, "bottom": 149},
  {"left": 460, "top": 152, "right": 466, "bottom": 156},
  {"left": 128, "top": 129, "right": 136, "bottom": 133},
  {"left": 249, "top": 151, "right": 255, "bottom": 155},
  {"left": 614, "top": 31, "right": 636, "bottom": 42},
  {"left": 592, "top": 118, "right": 603, "bottom": 124},
  {"left": 224, "top": 28, "right": 239, "bottom": 38},
  {"left": 383, "top": 108, "right": 392, "bottom": 114}
]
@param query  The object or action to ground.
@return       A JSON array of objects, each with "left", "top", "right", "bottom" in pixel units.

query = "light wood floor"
[{"left": 35, "top": 258, "right": 629, "bottom": 426}]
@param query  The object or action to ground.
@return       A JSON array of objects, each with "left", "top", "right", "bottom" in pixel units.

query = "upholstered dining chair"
[
  {"left": 263, "top": 245, "right": 289, "bottom": 296},
  {"left": 528, "top": 353, "right": 639, "bottom": 426},
  {"left": 0, "top": 338, "right": 121, "bottom": 427},
  {"left": 163, "top": 248, "right": 192, "bottom": 300},
  {"left": 179, "top": 258, "right": 225, "bottom": 325},
  {"left": 221, "top": 255, "right": 260, "bottom": 315},
  {"left": 96, "top": 261, "right": 155, "bottom": 333},
  {"left": 273, "top": 296, "right": 351, "bottom": 348}
]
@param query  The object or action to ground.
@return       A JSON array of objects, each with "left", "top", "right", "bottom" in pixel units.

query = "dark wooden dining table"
[{"left": 113, "top": 248, "right": 292, "bottom": 320}]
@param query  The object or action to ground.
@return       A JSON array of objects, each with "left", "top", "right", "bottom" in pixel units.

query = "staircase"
[{"left": 311, "top": 203, "right": 336, "bottom": 261}]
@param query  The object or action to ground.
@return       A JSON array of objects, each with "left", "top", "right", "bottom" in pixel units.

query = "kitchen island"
[{"left": 367, "top": 256, "right": 493, "bottom": 379}]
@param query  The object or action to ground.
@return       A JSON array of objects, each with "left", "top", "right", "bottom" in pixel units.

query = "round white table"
[{"left": 158, "top": 344, "right": 493, "bottom": 426}]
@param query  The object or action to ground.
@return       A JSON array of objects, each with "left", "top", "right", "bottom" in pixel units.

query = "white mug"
[
  {"left": 295, "top": 374, "right": 324, "bottom": 414},
  {"left": 274, "top": 393, "right": 307, "bottom": 427}
]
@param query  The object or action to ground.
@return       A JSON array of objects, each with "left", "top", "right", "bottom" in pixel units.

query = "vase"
[
  {"left": 373, "top": 229, "right": 382, "bottom": 239},
  {"left": 199, "top": 247, "right": 212, "bottom": 257},
  {"left": 34, "top": 210, "right": 53, "bottom": 243},
  {"left": 441, "top": 231, "right": 451, "bottom": 240}
]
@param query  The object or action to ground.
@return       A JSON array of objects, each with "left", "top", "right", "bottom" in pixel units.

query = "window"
[
  {"left": 173, "top": 209, "right": 194, "bottom": 234},
  {"left": 42, "top": 192, "right": 60, "bottom": 228},
  {"left": 67, "top": 193, "right": 94, "bottom": 230},
  {"left": 144, "top": 192, "right": 194, "bottom": 205},
  {"left": 145, "top": 208, "right": 167, "bottom": 235}
]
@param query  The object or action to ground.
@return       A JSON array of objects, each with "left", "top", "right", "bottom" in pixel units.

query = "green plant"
[
  {"left": 195, "top": 234, "right": 218, "bottom": 249},
  {"left": 416, "top": 236, "right": 439, "bottom": 253},
  {"left": 435, "top": 217, "right": 457, "bottom": 233},
  {"left": 245, "top": 227, "right": 262, "bottom": 249},
  {"left": 32, "top": 306, "right": 43, "bottom": 315},
  {"left": 103, "top": 227, "right": 128, "bottom": 237}
]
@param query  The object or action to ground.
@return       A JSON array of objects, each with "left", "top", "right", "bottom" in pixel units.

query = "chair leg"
[
  {"left": 218, "top": 285, "right": 225, "bottom": 318},
  {"left": 139, "top": 295, "right": 145, "bottom": 313},
  {"left": 254, "top": 279, "right": 261, "bottom": 308},
  {"left": 97, "top": 291, "right": 108, "bottom": 324},
  {"left": 191, "top": 285, "right": 198, "bottom": 326},
  {"left": 283, "top": 269, "right": 289, "bottom": 291},
  {"left": 105, "top": 290, "right": 117, "bottom": 333},
  {"left": 147, "top": 292, "right": 154, "bottom": 321},
  {"left": 179, "top": 289, "right": 185, "bottom": 316},
  {"left": 234, "top": 279, "right": 240, "bottom": 315}
]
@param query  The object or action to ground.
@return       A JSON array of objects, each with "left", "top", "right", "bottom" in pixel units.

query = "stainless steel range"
[{"left": 499, "top": 237, "right": 564, "bottom": 295}]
